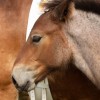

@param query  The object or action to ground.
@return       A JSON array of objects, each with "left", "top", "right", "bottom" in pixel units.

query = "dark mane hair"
[{"left": 44, "top": 0, "right": 100, "bottom": 15}]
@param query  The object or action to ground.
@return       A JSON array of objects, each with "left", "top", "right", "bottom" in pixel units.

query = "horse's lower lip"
[{"left": 16, "top": 81, "right": 30, "bottom": 92}]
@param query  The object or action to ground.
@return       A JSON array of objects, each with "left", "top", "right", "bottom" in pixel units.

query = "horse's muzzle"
[{"left": 12, "top": 66, "right": 36, "bottom": 92}]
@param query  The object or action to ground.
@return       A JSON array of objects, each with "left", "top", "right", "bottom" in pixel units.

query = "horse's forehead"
[
  {"left": 34, "top": 13, "right": 52, "bottom": 27},
  {"left": 33, "top": 13, "right": 61, "bottom": 34}
]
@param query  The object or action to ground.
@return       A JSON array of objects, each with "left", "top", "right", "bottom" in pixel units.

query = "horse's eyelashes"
[{"left": 32, "top": 36, "right": 42, "bottom": 43}]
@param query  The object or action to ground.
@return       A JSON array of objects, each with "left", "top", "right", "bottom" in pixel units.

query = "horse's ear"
[{"left": 53, "top": 0, "right": 75, "bottom": 21}]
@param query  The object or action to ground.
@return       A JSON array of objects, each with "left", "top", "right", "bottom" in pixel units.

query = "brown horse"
[
  {"left": 12, "top": 0, "right": 100, "bottom": 99},
  {"left": 0, "top": 0, "right": 32, "bottom": 100}
]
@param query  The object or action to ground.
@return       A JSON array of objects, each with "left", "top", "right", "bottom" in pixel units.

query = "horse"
[
  {"left": 0, "top": 0, "right": 32, "bottom": 100},
  {"left": 12, "top": 0, "right": 100, "bottom": 99}
]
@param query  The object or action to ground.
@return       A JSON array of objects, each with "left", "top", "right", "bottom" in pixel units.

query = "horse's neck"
[
  {"left": 0, "top": 0, "right": 32, "bottom": 47},
  {"left": 67, "top": 10, "right": 100, "bottom": 88},
  {"left": 0, "top": 0, "right": 31, "bottom": 84},
  {"left": 0, "top": 0, "right": 31, "bottom": 32},
  {"left": 48, "top": 64, "right": 100, "bottom": 99},
  {"left": 0, "top": 0, "right": 31, "bottom": 100}
]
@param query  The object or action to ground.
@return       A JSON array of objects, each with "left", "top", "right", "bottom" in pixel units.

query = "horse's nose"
[
  {"left": 12, "top": 76, "right": 17, "bottom": 85},
  {"left": 12, "top": 76, "right": 21, "bottom": 90},
  {"left": 12, "top": 76, "right": 30, "bottom": 92},
  {"left": 12, "top": 66, "right": 36, "bottom": 91},
  {"left": 12, "top": 76, "right": 20, "bottom": 89}
]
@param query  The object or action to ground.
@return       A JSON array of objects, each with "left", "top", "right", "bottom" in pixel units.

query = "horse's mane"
[{"left": 44, "top": 0, "right": 100, "bottom": 15}]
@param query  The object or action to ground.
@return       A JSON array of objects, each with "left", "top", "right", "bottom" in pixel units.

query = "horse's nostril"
[
  {"left": 12, "top": 76, "right": 17, "bottom": 85},
  {"left": 12, "top": 76, "right": 30, "bottom": 91}
]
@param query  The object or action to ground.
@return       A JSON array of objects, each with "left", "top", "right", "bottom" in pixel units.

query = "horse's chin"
[{"left": 27, "top": 82, "right": 36, "bottom": 92}]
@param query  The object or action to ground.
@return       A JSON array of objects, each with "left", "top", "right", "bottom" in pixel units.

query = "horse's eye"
[{"left": 32, "top": 36, "right": 42, "bottom": 43}]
